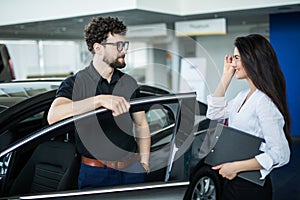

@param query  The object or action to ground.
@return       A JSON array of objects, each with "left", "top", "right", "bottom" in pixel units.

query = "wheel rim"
[{"left": 192, "top": 176, "right": 216, "bottom": 200}]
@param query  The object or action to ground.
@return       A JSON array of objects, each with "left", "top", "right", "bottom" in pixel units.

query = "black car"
[{"left": 0, "top": 81, "right": 221, "bottom": 200}]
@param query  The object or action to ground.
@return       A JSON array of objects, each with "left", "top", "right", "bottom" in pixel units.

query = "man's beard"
[
  {"left": 103, "top": 55, "right": 126, "bottom": 69},
  {"left": 110, "top": 60, "right": 126, "bottom": 69}
]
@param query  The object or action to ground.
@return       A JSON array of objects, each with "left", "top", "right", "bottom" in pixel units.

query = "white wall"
[
  {"left": 42, "top": 41, "right": 80, "bottom": 75},
  {"left": 1, "top": 40, "right": 82, "bottom": 79}
]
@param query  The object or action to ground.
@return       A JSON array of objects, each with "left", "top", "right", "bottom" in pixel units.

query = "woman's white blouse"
[{"left": 206, "top": 89, "right": 290, "bottom": 179}]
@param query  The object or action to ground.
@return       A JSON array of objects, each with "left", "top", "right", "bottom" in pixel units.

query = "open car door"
[{"left": 0, "top": 92, "right": 197, "bottom": 199}]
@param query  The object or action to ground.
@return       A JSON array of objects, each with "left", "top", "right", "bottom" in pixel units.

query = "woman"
[{"left": 206, "top": 34, "right": 291, "bottom": 200}]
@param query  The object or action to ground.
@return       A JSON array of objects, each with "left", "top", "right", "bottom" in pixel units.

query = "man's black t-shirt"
[{"left": 55, "top": 62, "right": 141, "bottom": 160}]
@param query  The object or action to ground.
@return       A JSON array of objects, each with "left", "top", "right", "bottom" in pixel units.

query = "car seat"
[{"left": 8, "top": 140, "right": 79, "bottom": 196}]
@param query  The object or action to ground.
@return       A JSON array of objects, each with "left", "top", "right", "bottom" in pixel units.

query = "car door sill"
[{"left": 16, "top": 181, "right": 190, "bottom": 199}]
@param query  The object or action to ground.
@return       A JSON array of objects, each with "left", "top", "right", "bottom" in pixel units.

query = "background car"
[
  {"left": 0, "top": 81, "right": 221, "bottom": 199},
  {"left": 0, "top": 44, "right": 15, "bottom": 83}
]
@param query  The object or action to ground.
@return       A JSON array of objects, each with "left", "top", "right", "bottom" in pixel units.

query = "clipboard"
[{"left": 204, "top": 123, "right": 266, "bottom": 186}]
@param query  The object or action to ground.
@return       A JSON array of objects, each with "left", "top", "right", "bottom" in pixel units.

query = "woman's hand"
[
  {"left": 212, "top": 54, "right": 236, "bottom": 97},
  {"left": 212, "top": 162, "right": 239, "bottom": 180},
  {"left": 212, "top": 158, "right": 262, "bottom": 180},
  {"left": 223, "top": 54, "right": 236, "bottom": 77}
]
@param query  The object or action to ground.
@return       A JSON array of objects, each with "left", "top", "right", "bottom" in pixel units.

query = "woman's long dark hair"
[{"left": 234, "top": 34, "right": 292, "bottom": 146}]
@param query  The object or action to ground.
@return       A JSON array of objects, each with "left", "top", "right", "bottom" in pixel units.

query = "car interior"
[{"left": 8, "top": 139, "right": 79, "bottom": 195}]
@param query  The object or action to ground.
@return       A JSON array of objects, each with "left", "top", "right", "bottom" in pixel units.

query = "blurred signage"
[
  {"left": 175, "top": 18, "right": 227, "bottom": 36},
  {"left": 127, "top": 23, "right": 167, "bottom": 38}
]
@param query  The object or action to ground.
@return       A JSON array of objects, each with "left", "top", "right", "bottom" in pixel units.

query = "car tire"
[{"left": 184, "top": 165, "right": 222, "bottom": 200}]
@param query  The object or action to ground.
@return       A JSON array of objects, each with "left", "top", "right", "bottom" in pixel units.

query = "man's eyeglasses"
[{"left": 100, "top": 41, "right": 129, "bottom": 52}]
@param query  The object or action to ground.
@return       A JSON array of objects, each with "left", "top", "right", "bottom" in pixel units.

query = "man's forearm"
[{"left": 48, "top": 96, "right": 101, "bottom": 124}]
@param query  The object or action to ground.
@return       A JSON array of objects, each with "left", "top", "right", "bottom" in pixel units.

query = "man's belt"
[{"left": 81, "top": 155, "right": 139, "bottom": 169}]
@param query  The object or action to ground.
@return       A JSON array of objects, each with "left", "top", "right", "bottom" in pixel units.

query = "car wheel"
[{"left": 184, "top": 165, "right": 221, "bottom": 200}]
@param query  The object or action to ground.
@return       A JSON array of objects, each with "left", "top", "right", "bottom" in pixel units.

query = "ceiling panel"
[{"left": 0, "top": 5, "right": 299, "bottom": 40}]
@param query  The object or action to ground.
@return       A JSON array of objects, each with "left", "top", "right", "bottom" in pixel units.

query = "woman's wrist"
[{"left": 221, "top": 72, "right": 234, "bottom": 82}]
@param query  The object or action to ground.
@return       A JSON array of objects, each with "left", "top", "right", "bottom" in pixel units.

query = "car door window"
[
  {"left": 0, "top": 91, "right": 55, "bottom": 150},
  {"left": 0, "top": 110, "right": 47, "bottom": 151},
  {"left": 146, "top": 106, "right": 175, "bottom": 149}
]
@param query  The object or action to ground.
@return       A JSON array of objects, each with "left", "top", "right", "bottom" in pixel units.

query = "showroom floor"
[{"left": 271, "top": 136, "right": 300, "bottom": 200}]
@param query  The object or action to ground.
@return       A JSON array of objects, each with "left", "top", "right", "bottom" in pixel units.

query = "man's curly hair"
[{"left": 84, "top": 17, "right": 127, "bottom": 53}]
